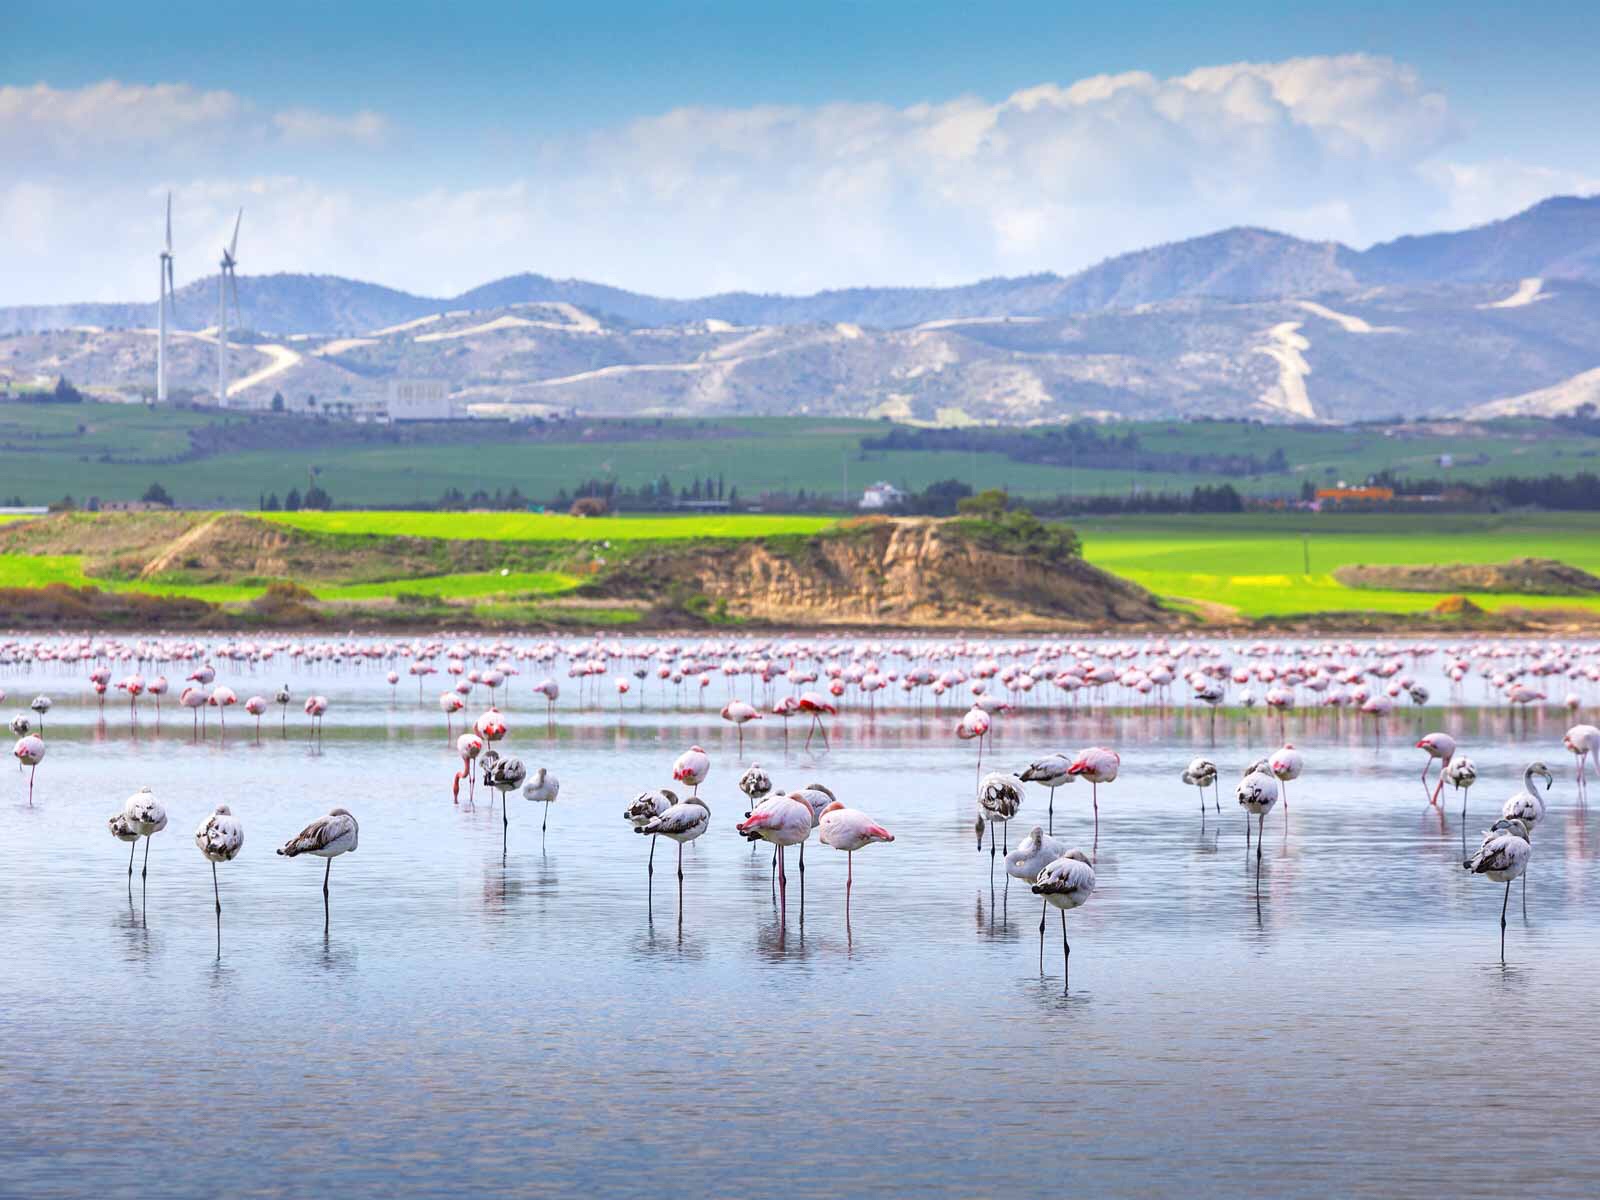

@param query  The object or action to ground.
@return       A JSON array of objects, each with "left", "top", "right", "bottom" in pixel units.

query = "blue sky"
[{"left": 3, "top": 0, "right": 1598, "bottom": 303}]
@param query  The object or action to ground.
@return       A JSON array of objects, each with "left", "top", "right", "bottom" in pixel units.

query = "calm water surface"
[{"left": 5, "top": 654, "right": 1600, "bottom": 1197}]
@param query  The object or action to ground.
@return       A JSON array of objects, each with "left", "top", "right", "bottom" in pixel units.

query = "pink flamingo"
[
  {"left": 817, "top": 800, "right": 894, "bottom": 928},
  {"left": 798, "top": 692, "right": 835, "bottom": 749},
  {"left": 453, "top": 732, "right": 484, "bottom": 804},
  {"left": 244, "top": 695, "right": 267, "bottom": 741},
  {"left": 440, "top": 691, "right": 465, "bottom": 738},
  {"left": 1065, "top": 747, "right": 1119, "bottom": 852},
  {"left": 13, "top": 734, "right": 45, "bottom": 806},
  {"left": 673, "top": 745, "right": 711, "bottom": 796},
  {"left": 721, "top": 699, "right": 762, "bottom": 757},
  {"left": 1416, "top": 732, "right": 1457, "bottom": 807}
]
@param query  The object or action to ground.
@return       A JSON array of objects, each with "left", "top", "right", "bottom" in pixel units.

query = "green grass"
[
  {"left": 1074, "top": 512, "right": 1600, "bottom": 617},
  {"left": 260, "top": 511, "right": 838, "bottom": 540},
  {"left": 3, "top": 401, "right": 1597, "bottom": 509}
]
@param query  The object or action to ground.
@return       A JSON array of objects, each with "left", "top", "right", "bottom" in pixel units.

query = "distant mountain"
[{"left": 5, "top": 194, "right": 1599, "bottom": 337}]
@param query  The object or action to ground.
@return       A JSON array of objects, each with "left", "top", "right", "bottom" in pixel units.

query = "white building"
[
  {"left": 858, "top": 481, "right": 908, "bottom": 510},
  {"left": 386, "top": 379, "right": 456, "bottom": 421}
]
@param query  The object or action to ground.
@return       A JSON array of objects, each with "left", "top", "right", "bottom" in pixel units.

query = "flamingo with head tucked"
[{"left": 1065, "top": 747, "right": 1119, "bottom": 851}]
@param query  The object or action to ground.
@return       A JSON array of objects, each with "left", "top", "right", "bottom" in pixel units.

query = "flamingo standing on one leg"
[
  {"left": 484, "top": 756, "right": 528, "bottom": 832},
  {"left": 672, "top": 745, "right": 711, "bottom": 797},
  {"left": 638, "top": 792, "right": 709, "bottom": 923},
  {"left": 1019, "top": 753, "right": 1073, "bottom": 834},
  {"left": 276, "top": 808, "right": 359, "bottom": 933},
  {"left": 1182, "top": 757, "right": 1220, "bottom": 815},
  {"left": 1268, "top": 743, "right": 1303, "bottom": 827},
  {"left": 1416, "top": 732, "right": 1457, "bottom": 807},
  {"left": 1006, "top": 824, "right": 1070, "bottom": 970},
  {"left": 108, "top": 809, "right": 140, "bottom": 881},
  {"left": 1031, "top": 850, "right": 1096, "bottom": 994},
  {"left": 1236, "top": 764, "right": 1279, "bottom": 900},
  {"left": 1443, "top": 755, "right": 1477, "bottom": 819},
  {"left": 13, "top": 734, "right": 45, "bottom": 806},
  {"left": 1065, "top": 747, "right": 1119, "bottom": 855},
  {"left": 625, "top": 787, "right": 677, "bottom": 908},
  {"left": 122, "top": 786, "right": 168, "bottom": 881},
  {"left": 194, "top": 803, "right": 244, "bottom": 955},
  {"left": 521, "top": 767, "right": 559, "bottom": 835},
  {"left": 1464, "top": 817, "right": 1531, "bottom": 959},
  {"left": 818, "top": 800, "right": 894, "bottom": 934},
  {"left": 957, "top": 706, "right": 991, "bottom": 776},
  {"left": 721, "top": 700, "right": 762, "bottom": 759}
]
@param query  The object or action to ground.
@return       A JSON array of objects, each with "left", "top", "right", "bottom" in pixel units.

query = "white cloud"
[{"left": 0, "top": 56, "right": 1588, "bottom": 305}]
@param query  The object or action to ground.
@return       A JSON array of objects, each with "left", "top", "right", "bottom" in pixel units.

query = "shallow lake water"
[{"left": 5, "top": 641, "right": 1600, "bottom": 1197}]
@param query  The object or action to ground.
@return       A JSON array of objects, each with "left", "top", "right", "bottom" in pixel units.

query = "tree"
[
  {"left": 263, "top": 492, "right": 281, "bottom": 511},
  {"left": 303, "top": 485, "right": 332, "bottom": 510},
  {"left": 51, "top": 376, "right": 84, "bottom": 404},
  {"left": 957, "top": 488, "right": 1009, "bottom": 519},
  {"left": 270, "top": 391, "right": 285, "bottom": 413},
  {"left": 142, "top": 482, "right": 173, "bottom": 506},
  {"left": 284, "top": 487, "right": 302, "bottom": 511}
]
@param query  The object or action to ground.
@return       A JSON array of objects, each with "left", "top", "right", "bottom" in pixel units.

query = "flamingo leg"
[
  {"left": 1048, "top": 786, "right": 1055, "bottom": 834},
  {"left": 1501, "top": 880, "right": 1510, "bottom": 959},
  {"left": 1255, "top": 813, "right": 1264, "bottom": 899},
  {"left": 127, "top": 838, "right": 136, "bottom": 878},
  {"left": 323, "top": 858, "right": 331, "bottom": 933},
  {"left": 1214, "top": 782, "right": 1221, "bottom": 813},
  {"left": 212, "top": 861, "right": 221, "bottom": 915},
  {"left": 1060, "top": 909, "right": 1070, "bottom": 994},
  {"left": 542, "top": 803, "right": 549, "bottom": 834},
  {"left": 141, "top": 835, "right": 151, "bottom": 880},
  {"left": 1038, "top": 899, "right": 1047, "bottom": 973}
]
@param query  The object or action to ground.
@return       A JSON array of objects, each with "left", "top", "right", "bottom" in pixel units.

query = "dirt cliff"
[{"left": 591, "top": 517, "right": 1167, "bottom": 629}]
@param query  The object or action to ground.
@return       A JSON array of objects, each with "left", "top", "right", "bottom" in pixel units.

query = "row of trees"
[{"left": 257, "top": 486, "right": 333, "bottom": 511}]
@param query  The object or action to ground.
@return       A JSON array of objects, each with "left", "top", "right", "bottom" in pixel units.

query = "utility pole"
[{"left": 1302, "top": 535, "right": 1311, "bottom": 575}]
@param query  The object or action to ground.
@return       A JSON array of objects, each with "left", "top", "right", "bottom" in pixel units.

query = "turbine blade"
[
  {"left": 229, "top": 208, "right": 242, "bottom": 259},
  {"left": 229, "top": 268, "right": 241, "bottom": 328},
  {"left": 165, "top": 192, "right": 172, "bottom": 254}
]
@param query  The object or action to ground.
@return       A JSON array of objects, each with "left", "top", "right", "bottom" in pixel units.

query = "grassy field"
[
  {"left": 1074, "top": 512, "right": 1600, "bottom": 618},
  {"left": 3, "top": 400, "right": 1597, "bottom": 509},
  {"left": 260, "top": 511, "right": 838, "bottom": 541},
  {"left": 5, "top": 507, "right": 1600, "bottom": 623}
]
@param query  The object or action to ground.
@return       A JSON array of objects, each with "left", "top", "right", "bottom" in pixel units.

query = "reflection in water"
[{"left": 6, "top": 651, "right": 1600, "bottom": 1196}]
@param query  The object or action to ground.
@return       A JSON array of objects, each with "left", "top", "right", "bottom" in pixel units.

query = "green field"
[
  {"left": 261, "top": 511, "right": 838, "bottom": 541},
  {"left": 3, "top": 400, "right": 1597, "bottom": 509},
  {"left": 5, "top": 509, "right": 1600, "bottom": 622},
  {"left": 1074, "top": 512, "right": 1600, "bottom": 618}
]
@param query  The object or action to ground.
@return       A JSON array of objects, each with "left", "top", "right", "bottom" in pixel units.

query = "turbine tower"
[
  {"left": 156, "top": 193, "right": 176, "bottom": 404},
  {"left": 215, "top": 208, "right": 242, "bottom": 407}
]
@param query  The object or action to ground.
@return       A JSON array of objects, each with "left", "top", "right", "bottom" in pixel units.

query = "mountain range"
[{"left": 3, "top": 195, "right": 1600, "bottom": 424}]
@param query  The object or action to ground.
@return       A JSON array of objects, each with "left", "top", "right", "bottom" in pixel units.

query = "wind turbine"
[
  {"left": 215, "top": 208, "right": 242, "bottom": 406},
  {"left": 156, "top": 193, "right": 177, "bottom": 404}
]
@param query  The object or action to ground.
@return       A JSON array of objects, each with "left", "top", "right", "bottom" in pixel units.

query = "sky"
[{"left": 3, "top": 0, "right": 1599, "bottom": 305}]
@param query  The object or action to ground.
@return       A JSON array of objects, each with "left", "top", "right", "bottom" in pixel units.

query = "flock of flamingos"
[{"left": 7, "top": 634, "right": 1600, "bottom": 989}]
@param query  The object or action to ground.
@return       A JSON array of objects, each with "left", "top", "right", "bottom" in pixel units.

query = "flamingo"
[
  {"left": 1182, "top": 757, "right": 1220, "bottom": 814},
  {"left": 440, "top": 691, "right": 465, "bottom": 737},
  {"left": 29, "top": 695, "right": 51, "bottom": 733},
  {"left": 639, "top": 792, "right": 709, "bottom": 919},
  {"left": 276, "top": 808, "right": 359, "bottom": 930},
  {"left": 243, "top": 695, "right": 267, "bottom": 740},
  {"left": 721, "top": 699, "right": 762, "bottom": 757},
  {"left": 1416, "top": 732, "right": 1457, "bottom": 807},
  {"left": 13, "top": 734, "right": 44, "bottom": 806},
  {"left": 122, "top": 786, "right": 168, "bottom": 880},
  {"left": 8, "top": 714, "right": 30, "bottom": 738},
  {"left": 148, "top": 675, "right": 168, "bottom": 727},
  {"left": 275, "top": 685, "right": 292, "bottom": 734},
  {"left": 1268, "top": 743, "right": 1303, "bottom": 823},
  {"left": 209, "top": 685, "right": 238, "bottom": 735},
  {"left": 956, "top": 706, "right": 991, "bottom": 774},
  {"left": 303, "top": 695, "right": 329, "bottom": 737},
  {"left": 453, "top": 732, "right": 484, "bottom": 804},
  {"left": 737, "top": 792, "right": 813, "bottom": 917},
  {"left": 521, "top": 767, "right": 559, "bottom": 834},
  {"left": 798, "top": 692, "right": 835, "bottom": 750},
  {"left": 1065, "top": 747, "right": 1119, "bottom": 851},
  {"left": 672, "top": 745, "right": 710, "bottom": 796},
  {"left": 1031, "top": 850, "right": 1096, "bottom": 993},
  {"left": 1443, "top": 755, "right": 1478, "bottom": 818},
  {"left": 532, "top": 678, "right": 560, "bottom": 722},
  {"left": 195, "top": 804, "right": 244, "bottom": 952},
  {"left": 1564, "top": 724, "right": 1600, "bottom": 801},
  {"left": 737, "top": 763, "right": 773, "bottom": 807},
  {"left": 1236, "top": 764, "right": 1279, "bottom": 897},
  {"left": 107, "top": 809, "right": 140, "bottom": 880},
  {"left": 180, "top": 685, "right": 208, "bottom": 737},
  {"left": 625, "top": 787, "right": 677, "bottom": 895},
  {"left": 484, "top": 756, "right": 528, "bottom": 828},
  {"left": 817, "top": 800, "right": 894, "bottom": 926},
  {"left": 1501, "top": 760, "right": 1553, "bottom": 911},
  {"left": 1019, "top": 753, "right": 1073, "bottom": 834},
  {"left": 976, "top": 772, "right": 1025, "bottom": 874},
  {"left": 1006, "top": 825, "right": 1070, "bottom": 969},
  {"left": 1464, "top": 817, "right": 1531, "bottom": 959}
]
